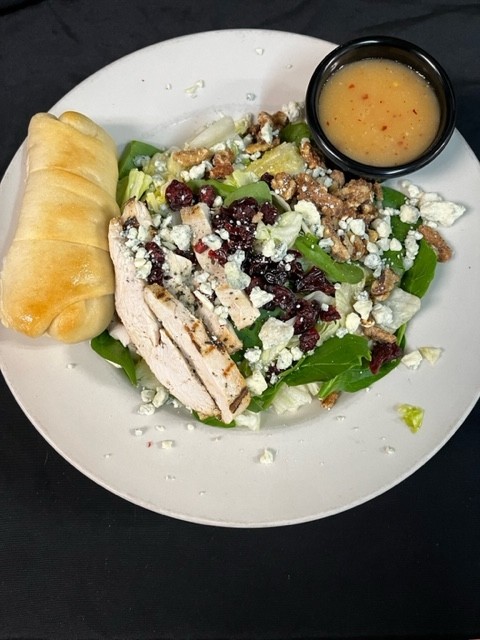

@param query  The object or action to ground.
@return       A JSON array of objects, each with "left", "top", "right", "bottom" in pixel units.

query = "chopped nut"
[
  {"left": 323, "top": 220, "right": 351, "bottom": 262},
  {"left": 370, "top": 268, "right": 400, "bottom": 301},
  {"left": 362, "top": 323, "right": 397, "bottom": 344},
  {"left": 208, "top": 149, "right": 235, "bottom": 178},
  {"left": 245, "top": 138, "right": 279, "bottom": 154},
  {"left": 320, "top": 391, "right": 340, "bottom": 410},
  {"left": 418, "top": 224, "right": 453, "bottom": 261},
  {"left": 299, "top": 139, "right": 326, "bottom": 170},
  {"left": 172, "top": 147, "right": 212, "bottom": 167},
  {"left": 296, "top": 173, "right": 344, "bottom": 216},
  {"left": 329, "top": 169, "right": 346, "bottom": 191},
  {"left": 337, "top": 178, "right": 375, "bottom": 208},
  {"left": 271, "top": 171, "right": 297, "bottom": 200}
]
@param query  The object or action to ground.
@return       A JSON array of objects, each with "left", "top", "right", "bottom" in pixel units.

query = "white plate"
[{"left": 1, "top": 29, "right": 479, "bottom": 527}]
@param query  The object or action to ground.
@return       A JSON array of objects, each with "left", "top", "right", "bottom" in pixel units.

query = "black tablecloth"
[{"left": 1, "top": 1, "right": 479, "bottom": 638}]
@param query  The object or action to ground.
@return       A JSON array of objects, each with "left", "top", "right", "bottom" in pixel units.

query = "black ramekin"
[{"left": 305, "top": 36, "right": 456, "bottom": 181}]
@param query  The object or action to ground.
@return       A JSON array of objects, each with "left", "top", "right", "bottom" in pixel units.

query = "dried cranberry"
[
  {"left": 122, "top": 216, "right": 139, "bottom": 232},
  {"left": 263, "top": 266, "right": 288, "bottom": 286},
  {"left": 299, "top": 327, "right": 320, "bottom": 352},
  {"left": 194, "top": 240, "right": 209, "bottom": 253},
  {"left": 259, "top": 172, "right": 274, "bottom": 187},
  {"left": 295, "top": 266, "right": 336, "bottom": 296},
  {"left": 267, "top": 285, "right": 297, "bottom": 315},
  {"left": 245, "top": 274, "right": 267, "bottom": 294},
  {"left": 208, "top": 247, "right": 228, "bottom": 265},
  {"left": 369, "top": 342, "right": 403, "bottom": 374},
  {"left": 198, "top": 184, "right": 216, "bottom": 207},
  {"left": 319, "top": 305, "right": 341, "bottom": 322},
  {"left": 228, "top": 197, "right": 258, "bottom": 222},
  {"left": 147, "top": 266, "right": 164, "bottom": 285},
  {"left": 260, "top": 202, "right": 279, "bottom": 225},
  {"left": 165, "top": 179, "right": 194, "bottom": 210},
  {"left": 292, "top": 299, "right": 321, "bottom": 334},
  {"left": 145, "top": 241, "right": 165, "bottom": 266}
]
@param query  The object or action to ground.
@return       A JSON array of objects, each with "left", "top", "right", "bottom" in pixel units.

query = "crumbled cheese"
[
  {"left": 259, "top": 448, "right": 276, "bottom": 464},
  {"left": 244, "top": 347, "right": 262, "bottom": 364},
  {"left": 249, "top": 286, "right": 275, "bottom": 308},
  {"left": 389, "top": 238, "right": 403, "bottom": 252},
  {"left": 224, "top": 261, "right": 251, "bottom": 290},
  {"left": 419, "top": 199, "right": 466, "bottom": 227},
  {"left": 159, "top": 439, "right": 175, "bottom": 449},
  {"left": 246, "top": 370, "right": 268, "bottom": 396},
  {"left": 399, "top": 203, "right": 420, "bottom": 224},
  {"left": 364, "top": 253, "right": 382, "bottom": 271},
  {"left": 235, "top": 410, "right": 261, "bottom": 431},
  {"left": 371, "top": 217, "right": 391, "bottom": 238},
  {"left": 347, "top": 217, "right": 366, "bottom": 236},
  {"left": 345, "top": 312, "right": 361, "bottom": 333},
  {"left": 419, "top": 346, "right": 443, "bottom": 364},
  {"left": 353, "top": 298, "right": 373, "bottom": 320},
  {"left": 276, "top": 348, "right": 294, "bottom": 371},
  {"left": 401, "top": 350, "right": 423, "bottom": 370},
  {"left": 259, "top": 317, "right": 294, "bottom": 350},
  {"left": 202, "top": 233, "right": 222, "bottom": 250},
  {"left": 294, "top": 200, "right": 321, "bottom": 227}
]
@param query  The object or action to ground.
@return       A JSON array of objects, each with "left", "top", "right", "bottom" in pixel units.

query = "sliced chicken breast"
[
  {"left": 144, "top": 283, "right": 250, "bottom": 423},
  {"left": 108, "top": 217, "right": 219, "bottom": 418},
  {"left": 180, "top": 203, "right": 260, "bottom": 329},
  {"left": 193, "top": 290, "right": 242, "bottom": 354}
]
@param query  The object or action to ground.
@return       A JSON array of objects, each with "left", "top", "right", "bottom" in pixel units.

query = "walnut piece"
[
  {"left": 172, "top": 147, "right": 212, "bottom": 168},
  {"left": 271, "top": 172, "right": 297, "bottom": 201},
  {"left": 418, "top": 224, "right": 453, "bottom": 262}
]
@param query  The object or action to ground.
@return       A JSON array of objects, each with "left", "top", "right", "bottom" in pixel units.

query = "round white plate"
[{"left": 1, "top": 30, "right": 479, "bottom": 527}]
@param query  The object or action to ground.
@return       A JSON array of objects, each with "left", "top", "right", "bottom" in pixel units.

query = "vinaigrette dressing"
[{"left": 318, "top": 58, "right": 441, "bottom": 166}]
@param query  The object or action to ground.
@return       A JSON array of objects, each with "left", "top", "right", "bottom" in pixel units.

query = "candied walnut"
[
  {"left": 296, "top": 173, "right": 344, "bottom": 216},
  {"left": 418, "top": 224, "right": 453, "bottom": 262},
  {"left": 271, "top": 172, "right": 297, "bottom": 201},
  {"left": 320, "top": 391, "right": 340, "bottom": 410},
  {"left": 246, "top": 138, "right": 279, "bottom": 154},
  {"left": 337, "top": 178, "right": 375, "bottom": 208},
  {"left": 373, "top": 182, "right": 383, "bottom": 201},
  {"left": 370, "top": 268, "right": 400, "bottom": 301},
  {"left": 271, "top": 110, "right": 289, "bottom": 129},
  {"left": 362, "top": 323, "right": 397, "bottom": 344},
  {"left": 208, "top": 149, "right": 235, "bottom": 178},
  {"left": 328, "top": 169, "right": 346, "bottom": 191},
  {"left": 257, "top": 110, "right": 274, "bottom": 128},
  {"left": 172, "top": 147, "right": 212, "bottom": 167},
  {"left": 323, "top": 220, "right": 351, "bottom": 262},
  {"left": 299, "top": 139, "right": 326, "bottom": 170}
]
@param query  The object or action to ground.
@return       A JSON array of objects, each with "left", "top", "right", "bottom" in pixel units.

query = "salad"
[{"left": 92, "top": 102, "right": 465, "bottom": 430}]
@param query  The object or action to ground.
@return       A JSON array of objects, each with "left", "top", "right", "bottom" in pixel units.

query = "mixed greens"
[{"left": 92, "top": 103, "right": 465, "bottom": 429}]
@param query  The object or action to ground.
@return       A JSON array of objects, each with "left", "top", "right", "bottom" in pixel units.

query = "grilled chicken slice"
[
  {"left": 144, "top": 283, "right": 250, "bottom": 423},
  {"left": 180, "top": 203, "right": 260, "bottom": 329},
  {"left": 193, "top": 290, "right": 242, "bottom": 355},
  {"left": 108, "top": 217, "right": 219, "bottom": 418},
  {"left": 122, "top": 197, "right": 152, "bottom": 227}
]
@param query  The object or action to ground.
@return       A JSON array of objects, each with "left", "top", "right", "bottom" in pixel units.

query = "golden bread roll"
[{"left": 0, "top": 111, "right": 120, "bottom": 343}]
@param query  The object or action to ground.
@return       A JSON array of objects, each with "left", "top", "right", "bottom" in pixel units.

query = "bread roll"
[{"left": 0, "top": 111, "right": 120, "bottom": 343}]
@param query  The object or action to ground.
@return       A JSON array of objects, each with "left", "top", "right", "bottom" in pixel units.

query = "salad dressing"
[{"left": 317, "top": 58, "right": 440, "bottom": 166}]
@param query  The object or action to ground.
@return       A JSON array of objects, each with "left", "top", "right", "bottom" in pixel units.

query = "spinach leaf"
[
  {"left": 318, "top": 356, "right": 401, "bottom": 398},
  {"left": 380, "top": 185, "right": 407, "bottom": 210},
  {"left": 91, "top": 331, "right": 137, "bottom": 385},
  {"left": 223, "top": 181, "right": 272, "bottom": 207},
  {"left": 118, "top": 140, "right": 162, "bottom": 180},
  {"left": 401, "top": 239, "right": 437, "bottom": 298},
  {"left": 192, "top": 412, "right": 236, "bottom": 428},
  {"left": 187, "top": 178, "right": 236, "bottom": 199},
  {"left": 283, "top": 334, "right": 371, "bottom": 387},
  {"left": 280, "top": 121, "right": 311, "bottom": 144},
  {"left": 247, "top": 378, "right": 285, "bottom": 413},
  {"left": 294, "top": 234, "right": 364, "bottom": 284}
]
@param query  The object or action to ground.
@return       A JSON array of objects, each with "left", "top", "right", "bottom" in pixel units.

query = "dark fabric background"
[{"left": 1, "top": 1, "right": 479, "bottom": 638}]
